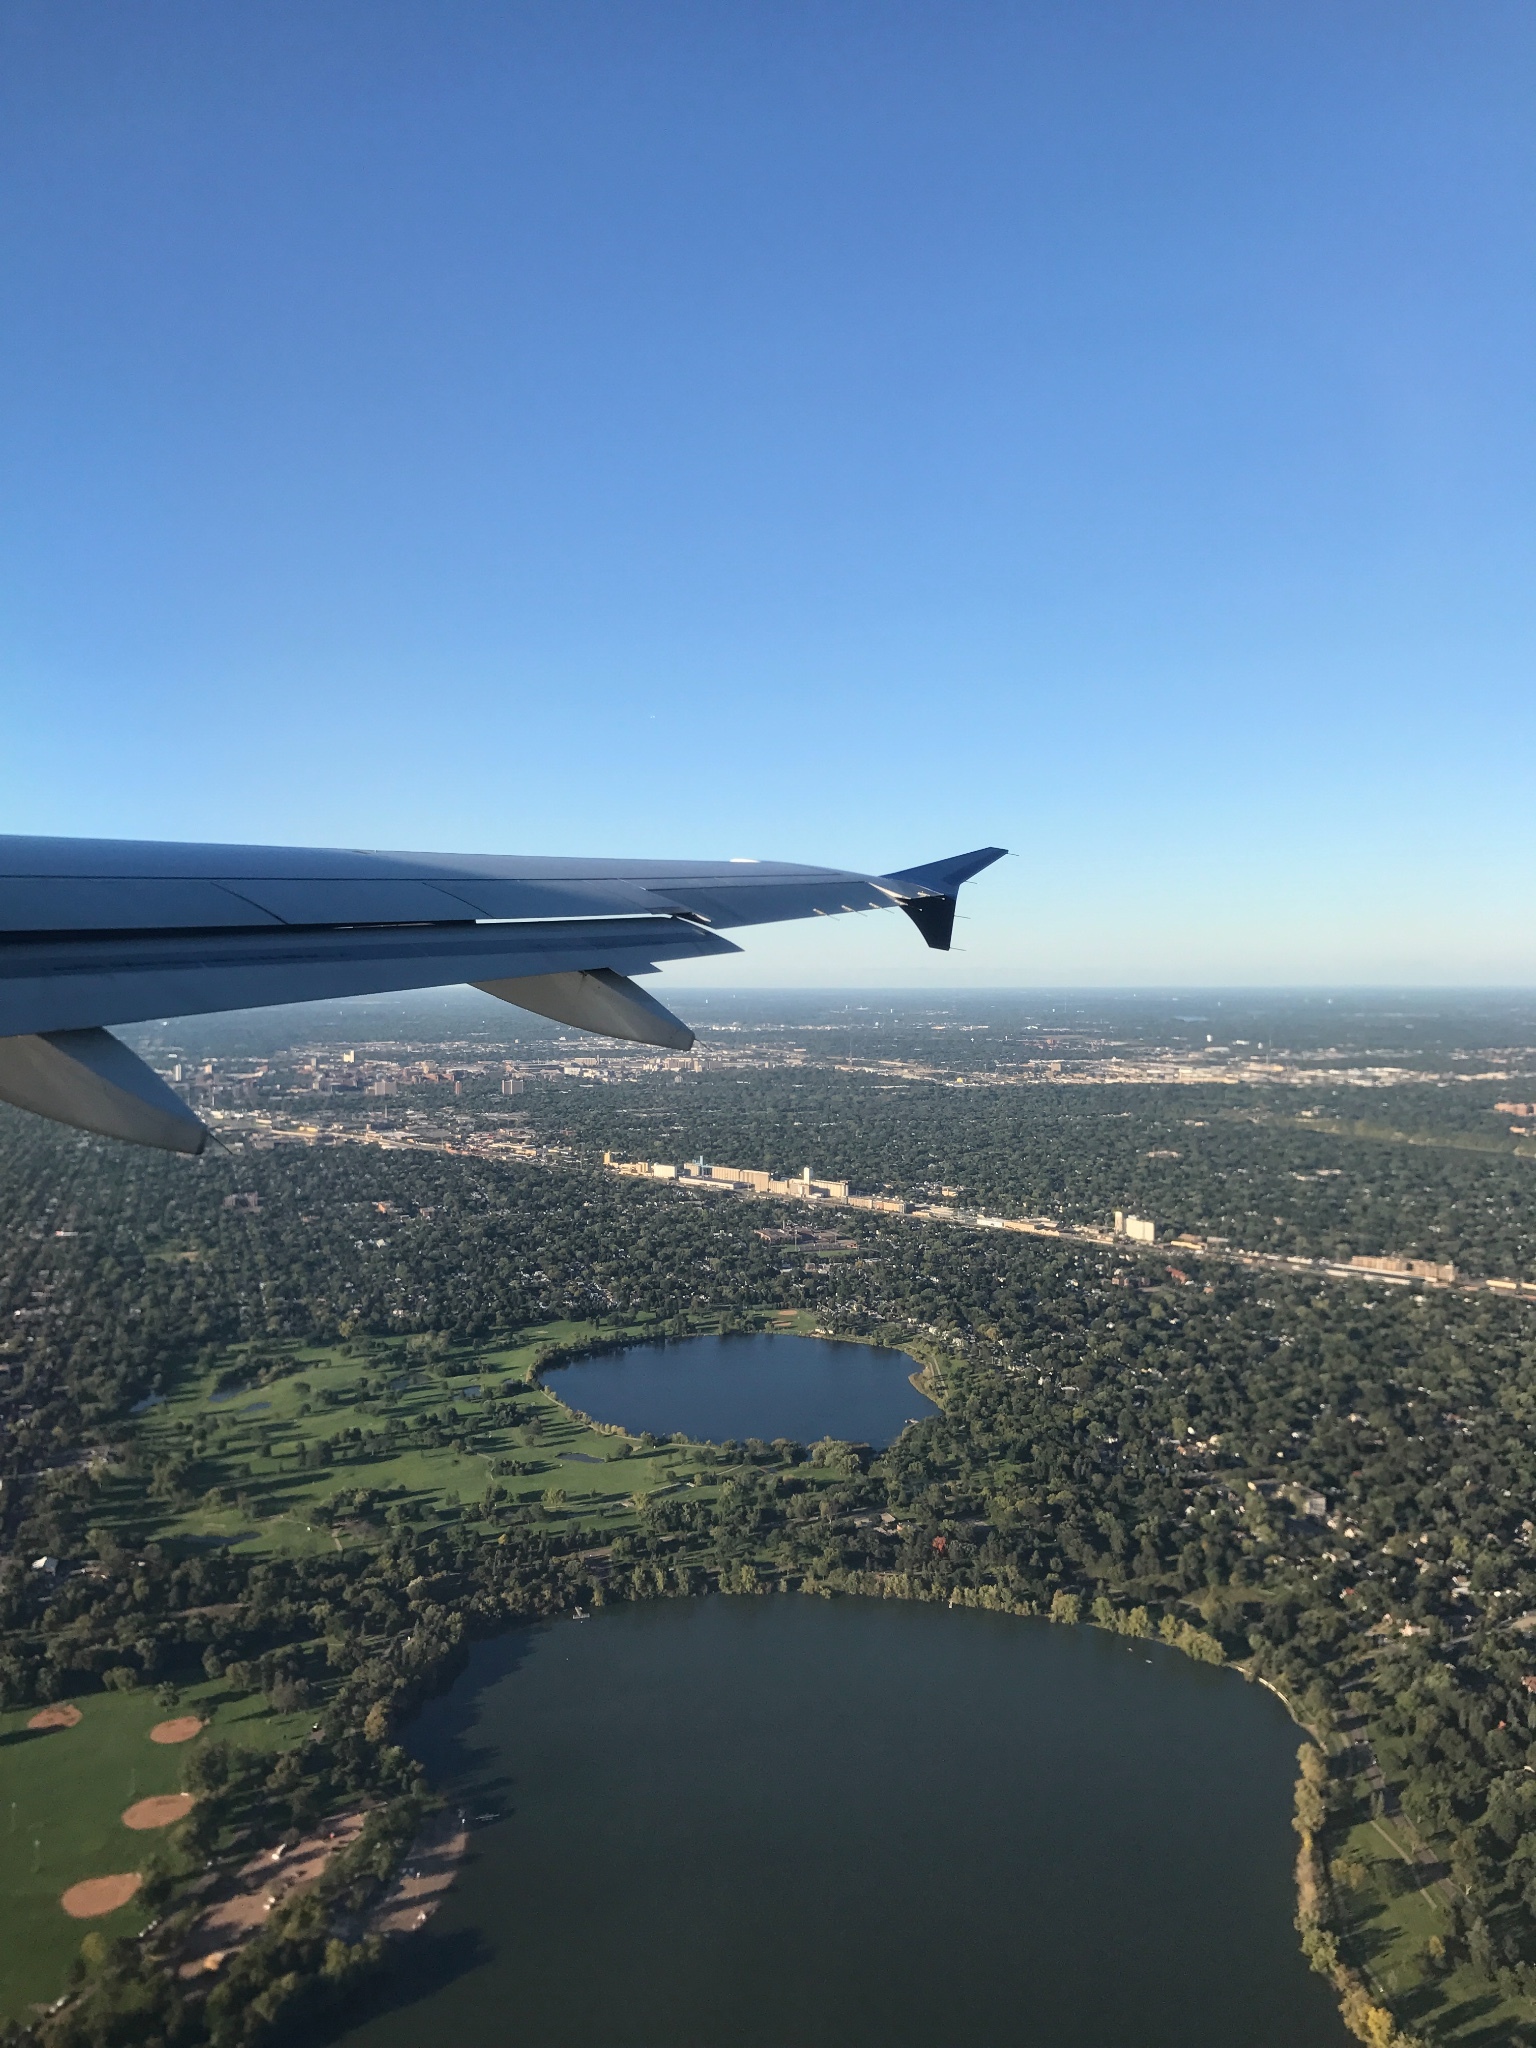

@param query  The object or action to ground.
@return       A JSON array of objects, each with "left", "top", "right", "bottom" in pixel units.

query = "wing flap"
[
  {"left": 0, "top": 877, "right": 284, "bottom": 933},
  {"left": 0, "top": 916, "right": 739, "bottom": 1039},
  {"left": 221, "top": 879, "right": 486, "bottom": 925}
]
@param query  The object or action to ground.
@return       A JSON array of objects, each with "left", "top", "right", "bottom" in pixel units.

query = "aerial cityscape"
[
  {"left": 1, "top": 990, "right": 1533, "bottom": 2043},
  {"left": 3, "top": 2, "right": 1533, "bottom": 2046}
]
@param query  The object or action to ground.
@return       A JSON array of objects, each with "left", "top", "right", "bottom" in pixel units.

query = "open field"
[
  {"left": 0, "top": 1675, "right": 311, "bottom": 2018},
  {"left": 112, "top": 1320, "right": 757, "bottom": 1560}
]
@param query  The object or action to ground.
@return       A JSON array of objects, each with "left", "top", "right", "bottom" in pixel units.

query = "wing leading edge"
[{"left": 0, "top": 835, "right": 1005, "bottom": 1152}]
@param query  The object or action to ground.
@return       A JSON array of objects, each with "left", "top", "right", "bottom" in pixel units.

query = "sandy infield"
[
  {"left": 61, "top": 1873, "right": 142, "bottom": 1918},
  {"left": 28, "top": 1704, "right": 82, "bottom": 1731},
  {"left": 149, "top": 1716, "right": 204, "bottom": 1745},
  {"left": 123, "top": 1793, "right": 195, "bottom": 1830}
]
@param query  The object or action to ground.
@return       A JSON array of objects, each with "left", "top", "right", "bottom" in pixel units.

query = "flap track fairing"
[
  {"left": 473, "top": 968, "right": 694, "bottom": 1051},
  {"left": 0, "top": 1028, "right": 208, "bottom": 1154}
]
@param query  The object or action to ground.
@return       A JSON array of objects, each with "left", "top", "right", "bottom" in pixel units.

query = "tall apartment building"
[{"left": 1113, "top": 1210, "right": 1156, "bottom": 1243}]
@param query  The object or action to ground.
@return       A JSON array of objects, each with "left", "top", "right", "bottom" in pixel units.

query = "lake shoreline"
[
  {"left": 537, "top": 1329, "right": 931, "bottom": 1449},
  {"left": 342, "top": 1595, "right": 1346, "bottom": 2048}
]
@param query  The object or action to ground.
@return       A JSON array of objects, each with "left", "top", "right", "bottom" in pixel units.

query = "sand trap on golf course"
[
  {"left": 28, "top": 1704, "right": 82, "bottom": 1731},
  {"left": 149, "top": 1716, "right": 204, "bottom": 1745},
  {"left": 123, "top": 1793, "right": 195, "bottom": 1830},
  {"left": 61, "top": 1873, "right": 142, "bottom": 1918}
]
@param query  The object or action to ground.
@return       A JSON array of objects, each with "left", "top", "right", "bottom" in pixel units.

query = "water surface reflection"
[
  {"left": 548, "top": 1332, "right": 929, "bottom": 1446},
  {"left": 339, "top": 1598, "right": 1347, "bottom": 2048}
]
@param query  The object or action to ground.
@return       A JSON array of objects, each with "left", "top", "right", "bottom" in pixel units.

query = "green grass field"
[
  {"left": 1330, "top": 1806, "right": 1534, "bottom": 2042},
  {"left": 0, "top": 1678, "right": 309, "bottom": 2019},
  {"left": 112, "top": 1321, "right": 741, "bottom": 1559}
]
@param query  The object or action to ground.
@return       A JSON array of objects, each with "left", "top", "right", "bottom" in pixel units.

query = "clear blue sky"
[{"left": 2, "top": 2, "right": 1532, "bottom": 987}]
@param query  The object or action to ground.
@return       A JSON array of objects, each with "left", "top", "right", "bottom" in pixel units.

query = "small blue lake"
[{"left": 545, "top": 1332, "right": 932, "bottom": 1447}]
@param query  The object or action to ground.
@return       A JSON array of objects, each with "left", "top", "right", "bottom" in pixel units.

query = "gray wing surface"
[{"left": 0, "top": 835, "right": 1005, "bottom": 1152}]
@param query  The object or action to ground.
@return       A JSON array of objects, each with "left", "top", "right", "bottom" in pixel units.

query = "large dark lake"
[
  {"left": 338, "top": 1598, "right": 1347, "bottom": 2048},
  {"left": 546, "top": 1332, "right": 929, "bottom": 1447}
]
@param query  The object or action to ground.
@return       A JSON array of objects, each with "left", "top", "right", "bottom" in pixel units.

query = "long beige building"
[{"left": 603, "top": 1152, "right": 857, "bottom": 1204}]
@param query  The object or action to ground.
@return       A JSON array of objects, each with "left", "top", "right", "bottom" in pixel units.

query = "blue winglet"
[{"left": 879, "top": 846, "right": 1007, "bottom": 951}]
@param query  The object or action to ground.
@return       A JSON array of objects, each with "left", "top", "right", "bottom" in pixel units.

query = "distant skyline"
[{"left": 3, "top": 2, "right": 1533, "bottom": 986}]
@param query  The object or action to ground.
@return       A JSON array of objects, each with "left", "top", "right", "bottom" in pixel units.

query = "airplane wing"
[{"left": 0, "top": 835, "right": 1005, "bottom": 1153}]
